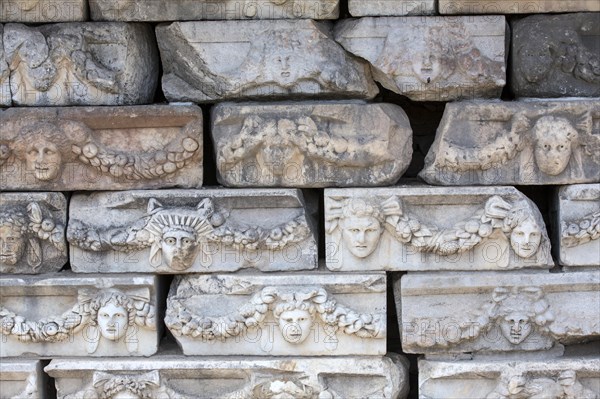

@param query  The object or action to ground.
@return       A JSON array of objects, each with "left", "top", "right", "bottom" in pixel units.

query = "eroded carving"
[
  {"left": 0, "top": 25, "right": 9, "bottom": 106},
  {"left": 562, "top": 211, "right": 600, "bottom": 248},
  {"left": 486, "top": 370, "right": 598, "bottom": 399}
]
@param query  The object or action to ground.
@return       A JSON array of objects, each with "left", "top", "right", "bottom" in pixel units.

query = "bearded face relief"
[
  {"left": 277, "top": 308, "right": 314, "bottom": 344},
  {"left": 0, "top": 224, "right": 25, "bottom": 265},
  {"left": 533, "top": 117, "right": 578, "bottom": 176},
  {"left": 340, "top": 216, "right": 383, "bottom": 259},
  {"left": 97, "top": 302, "right": 129, "bottom": 342},
  {"left": 160, "top": 228, "right": 200, "bottom": 271},
  {"left": 510, "top": 218, "right": 542, "bottom": 259},
  {"left": 500, "top": 311, "right": 534, "bottom": 344}
]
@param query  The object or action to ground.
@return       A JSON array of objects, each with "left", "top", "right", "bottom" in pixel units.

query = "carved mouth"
[{"left": 281, "top": 72, "right": 291, "bottom": 78}]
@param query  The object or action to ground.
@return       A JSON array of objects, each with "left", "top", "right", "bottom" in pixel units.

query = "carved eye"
[
  {"left": 515, "top": 231, "right": 524, "bottom": 236},
  {"left": 530, "top": 232, "right": 540, "bottom": 238},
  {"left": 101, "top": 313, "right": 109, "bottom": 318},
  {"left": 116, "top": 313, "right": 125, "bottom": 318},
  {"left": 558, "top": 145, "right": 565, "bottom": 151},
  {"left": 182, "top": 238, "right": 192, "bottom": 245},
  {"left": 165, "top": 237, "right": 176, "bottom": 245},
  {"left": 544, "top": 144, "right": 551, "bottom": 150},
  {"left": 284, "top": 317, "right": 293, "bottom": 323},
  {"left": 44, "top": 148, "right": 54, "bottom": 155},
  {"left": 350, "top": 229, "right": 360, "bottom": 233},
  {"left": 6, "top": 237, "right": 16, "bottom": 242},
  {"left": 298, "top": 317, "right": 307, "bottom": 322},
  {"left": 28, "top": 149, "right": 39, "bottom": 156}
]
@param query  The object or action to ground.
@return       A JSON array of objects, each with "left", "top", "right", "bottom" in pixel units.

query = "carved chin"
[
  {"left": 166, "top": 257, "right": 195, "bottom": 271},
  {"left": 0, "top": 253, "right": 20, "bottom": 265}
]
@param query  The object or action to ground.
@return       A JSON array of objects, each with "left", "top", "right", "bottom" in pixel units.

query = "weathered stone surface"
[
  {"left": 397, "top": 271, "right": 600, "bottom": 355},
  {"left": 334, "top": 16, "right": 506, "bottom": 101},
  {"left": 0, "top": 25, "right": 10, "bottom": 107},
  {"left": 166, "top": 272, "right": 387, "bottom": 356},
  {"left": 68, "top": 189, "right": 317, "bottom": 273},
  {"left": 156, "top": 20, "right": 378, "bottom": 103},
  {"left": 90, "top": 0, "right": 339, "bottom": 21},
  {"left": 0, "top": 192, "right": 67, "bottom": 274},
  {"left": 4, "top": 22, "right": 158, "bottom": 106},
  {"left": 325, "top": 186, "right": 553, "bottom": 272},
  {"left": 440, "top": 0, "right": 600, "bottom": 14},
  {"left": 349, "top": 0, "right": 435, "bottom": 16},
  {"left": 0, "top": 360, "right": 45, "bottom": 399},
  {"left": 0, "top": 105, "right": 203, "bottom": 191},
  {"left": 47, "top": 355, "right": 409, "bottom": 399},
  {"left": 212, "top": 102, "right": 413, "bottom": 187},
  {"left": 511, "top": 13, "right": 600, "bottom": 98},
  {"left": 0, "top": 273, "right": 162, "bottom": 357},
  {"left": 419, "top": 357, "right": 600, "bottom": 399},
  {"left": 555, "top": 184, "right": 600, "bottom": 268},
  {"left": 420, "top": 99, "right": 600, "bottom": 185},
  {"left": 0, "top": 0, "right": 87, "bottom": 22}
]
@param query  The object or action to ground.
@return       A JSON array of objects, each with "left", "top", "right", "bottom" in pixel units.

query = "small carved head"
[
  {"left": 518, "top": 43, "right": 554, "bottom": 83},
  {"left": 339, "top": 199, "right": 384, "bottom": 259},
  {"left": 90, "top": 292, "right": 135, "bottom": 342},
  {"left": 273, "top": 294, "right": 317, "bottom": 344},
  {"left": 533, "top": 116, "right": 579, "bottom": 176},
  {"left": 0, "top": 212, "right": 27, "bottom": 266},
  {"left": 21, "top": 123, "right": 64, "bottom": 181},
  {"left": 92, "top": 371, "right": 160, "bottom": 399},
  {"left": 503, "top": 208, "right": 543, "bottom": 259},
  {"left": 253, "top": 379, "right": 317, "bottom": 399}
]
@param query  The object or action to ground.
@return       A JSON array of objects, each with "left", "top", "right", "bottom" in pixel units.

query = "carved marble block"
[
  {"left": 90, "top": 0, "right": 339, "bottom": 21},
  {"left": 68, "top": 189, "right": 317, "bottom": 273},
  {"left": 0, "top": 273, "right": 162, "bottom": 357},
  {"left": 556, "top": 184, "right": 600, "bottom": 268},
  {"left": 0, "top": 0, "right": 87, "bottom": 22},
  {"left": 0, "top": 25, "right": 10, "bottom": 107},
  {"left": 440, "top": 0, "right": 600, "bottom": 14},
  {"left": 348, "top": 0, "right": 435, "bottom": 16},
  {"left": 0, "top": 105, "right": 203, "bottom": 191},
  {"left": 46, "top": 355, "right": 409, "bottom": 399},
  {"left": 511, "top": 13, "right": 600, "bottom": 98},
  {"left": 0, "top": 360, "right": 45, "bottom": 399},
  {"left": 334, "top": 16, "right": 506, "bottom": 102},
  {"left": 156, "top": 20, "right": 378, "bottom": 103},
  {"left": 4, "top": 22, "right": 158, "bottom": 106},
  {"left": 212, "top": 102, "right": 413, "bottom": 187},
  {"left": 420, "top": 99, "right": 600, "bottom": 185},
  {"left": 397, "top": 271, "right": 600, "bottom": 355},
  {"left": 166, "top": 272, "right": 387, "bottom": 356},
  {"left": 419, "top": 357, "right": 600, "bottom": 399},
  {"left": 0, "top": 192, "right": 67, "bottom": 274},
  {"left": 325, "top": 186, "right": 553, "bottom": 272}
]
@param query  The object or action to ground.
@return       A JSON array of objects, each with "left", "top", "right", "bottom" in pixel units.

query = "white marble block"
[
  {"left": 68, "top": 189, "right": 317, "bottom": 273},
  {"left": 334, "top": 16, "right": 506, "bottom": 101},
  {"left": 46, "top": 355, "right": 409, "bottom": 399},
  {"left": 0, "top": 360, "right": 45, "bottom": 399},
  {"left": 212, "top": 102, "right": 413, "bottom": 187},
  {"left": 0, "top": 25, "right": 9, "bottom": 107},
  {"left": 397, "top": 271, "right": 600, "bottom": 355},
  {"left": 325, "top": 186, "right": 553, "bottom": 271},
  {"left": 166, "top": 272, "right": 387, "bottom": 356},
  {"left": 0, "top": 273, "right": 162, "bottom": 357},
  {"left": 1, "top": 0, "right": 88, "bottom": 22},
  {"left": 439, "top": 0, "right": 600, "bottom": 14},
  {"left": 349, "top": 0, "right": 435, "bottom": 16}
]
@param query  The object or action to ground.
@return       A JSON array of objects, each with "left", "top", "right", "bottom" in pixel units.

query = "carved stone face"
[
  {"left": 161, "top": 229, "right": 199, "bottom": 270},
  {"left": 534, "top": 122, "right": 576, "bottom": 176},
  {"left": 25, "top": 139, "right": 62, "bottom": 181},
  {"left": 510, "top": 218, "right": 542, "bottom": 258},
  {"left": 341, "top": 216, "right": 383, "bottom": 258},
  {"left": 0, "top": 225, "right": 25, "bottom": 265},
  {"left": 97, "top": 303, "right": 128, "bottom": 341},
  {"left": 259, "top": 143, "right": 303, "bottom": 177},
  {"left": 277, "top": 308, "right": 313, "bottom": 344},
  {"left": 411, "top": 42, "right": 442, "bottom": 84},
  {"left": 500, "top": 311, "right": 533, "bottom": 344},
  {"left": 519, "top": 44, "right": 553, "bottom": 83}
]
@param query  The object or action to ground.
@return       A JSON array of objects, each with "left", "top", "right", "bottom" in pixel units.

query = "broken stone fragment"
[
  {"left": 0, "top": 0, "right": 88, "bottom": 22},
  {"left": 0, "top": 360, "right": 45, "bottom": 399},
  {"left": 0, "top": 25, "right": 9, "bottom": 106}
]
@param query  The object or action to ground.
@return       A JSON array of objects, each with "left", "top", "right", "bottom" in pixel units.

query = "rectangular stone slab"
[
  {"left": 0, "top": 192, "right": 67, "bottom": 274},
  {"left": 68, "top": 189, "right": 317, "bottom": 273},
  {"left": 419, "top": 357, "right": 600, "bottom": 399},
  {"left": 1, "top": 1, "right": 87, "bottom": 22},
  {"left": 397, "top": 271, "right": 600, "bottom": 355},
  {"left": 0, "top": 360, "right": 45, "bottom": 399},
  {"left": 555, "top": 184, "right": 600, "bottom": 268},
  {"left": 46, "top": 355, "right": 409, "bottom": 399},
  {"left": 0, "top": 105, "right": 203, "bottom": 191},
  {"left": 212, "top": 102, "right": 413, "bottom": 187},
  {"left": 0, "top": 24, "right": 9, "bottom": 107},
  {"left": 334, "top": 16, "right": 506, "bottom": 102},
  {"left": 156, "top": 20, "right": 378, "bottom": 103},
  {"left": 90, "top": 0, "right": 339, "bottom": 21},
  {"left": 0, "top": 273, "right": 163, "bottom": 358},
  {"left": 325, "top": 186, "right": 553, "bottom": 271},
  {"left": 420, "top": 99, "right": 600, "bottom": 185},
  {"left": 440, "top": 0, "right": 600, "bottom": 14},
  {"left": 349, "top": 0, "right": 435, "bottom": 16},
  {"left": 166, "top": 272, "right": 387, "bottom": 356},
  {"left": 3, "top": 22, "right": 158, "bottom": 106}
]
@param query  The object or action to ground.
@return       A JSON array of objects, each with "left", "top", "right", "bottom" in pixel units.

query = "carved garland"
[{"left": 562, "top": 211, "right": 600, "bottom": 247}]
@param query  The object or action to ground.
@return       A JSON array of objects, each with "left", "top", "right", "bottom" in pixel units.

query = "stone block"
[
  {"left": 0, "top": 0, "right": 87, "bottom": 22},
  {"left": 0, "top": 360, "right": 45, "bottom": 399},
  {"left": 156, "top": 20, "right": 378, "bottom": 103},
  {"left": 46, "top": 355, "right": 409, "bottom": 399},
  {"left": 420, "top": 99, "right": 600, "bottom": 185},
  {"left": 325, "top": 186, "right": 553, "bottom": 272},
  {"left": 166, "top": 272, "right": 387, "bottom": 356},
  {"left": 334, "top": 16, "right": 506, "bottom": 101},
  {"left": 0, "top": 25, "right": 10, "bottom": 107},
  {"left": 68, "top": 189, "right": 317, "bottom": 273},
  {"left": 440, "top": 0, "right": 600, "bottom": 14},
  {"left": 0, "top": 273, "right": 162, "bottom": 357},
  {"left": 397, "top": 271, "right": 600, "bottom": 355},
  {"left": 419, "top": 357, "right": 600, "bottom": 399},
  {"left": 556, "top": 184, "right": 600, "bottom": 268},
  {"left": 0, "top": 192, "right": 67, "bottom": 274},
  {"left": 212, "top": 102, "right": 413, "bottom": 187},
  {"left": 90, "top": 0, "right": 339, "bottom": 21},
  {"left": 511, "top": 13, "right": 600, "bottom": 98},
  {"left": 349, "top": 0, "right": 435, "bottom": 16},
  {"left": 0, "top": 105, "right": 203, "bottom": 191},
  {"left": 3, "top": 22, "right": 158, "bottom": 106}
]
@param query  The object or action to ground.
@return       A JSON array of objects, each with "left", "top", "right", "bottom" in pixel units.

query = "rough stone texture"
[
  {"left": 0, "top": 360, "right": 45, "bottom": 399},
  {"left": 555, "top": 184, "right": 600, "bottom": 268},
  {"left": 0, "top": 105, "right": 203, "bottom": 191},
  {"left": 325, "top": 186, "right": 553, "bottom": 272},
  {"left": 47, "top": 355, "right": 409, "bottom": 399},
  {"left": 90, "top": 0, "right": 339, "bottom": 21},
  {"left": 0, "top": 192, "right": 67, "bottom": 274},
  {"left": 419, "top": 357, "right": 600, "bottom": 399},
  {"left": 440, "top": 0, "right": 600, "bottom": 14},
  {"left": 156, "top": 20, "right": 379, "bottom": 103},
  {"left": 3, "top": 22, "right": 158, "bottom": 106},
  {"left": 166, "top": 272, "right": 387, "bottom": 356},
  {"left": 334, "top": 16, "right": 506, "bottom": 102},
  {"left": 397, "top": 271, "right": 600, "bottom": 355},
  {"left": 420, "top": 99, "right": 600, "bottom": 185},
  {"left": 0, "top": 273, "right": 162, "bottom": 357},
  {"left": 511, "top": 13, "right": 600, "bottom": 98},
  {"left": 0, "top": 0, "right": 87, "bottom": 22},
  {"left": 349, "top": 0, "right": 435, "bottom": 16},
  {"left": 68, "top": 189, "right": 317, "bottom": 273},
  {"left": 212, "top": 102, "right": 413, "bottom": 187},
  {"left": 0, "top": 25, "right": 10, "bottom": 107}
]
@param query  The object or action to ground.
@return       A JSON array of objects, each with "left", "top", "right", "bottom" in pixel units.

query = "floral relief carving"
[
  {"left": 562, "top": 211, "right": 600, "bottom": 248},
  {"left": 486, "top": 370, "right": 598, "bottom": 399}
]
